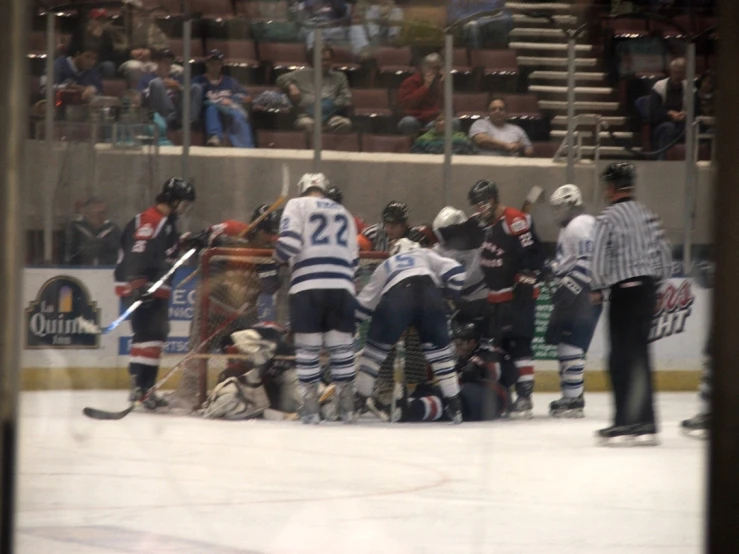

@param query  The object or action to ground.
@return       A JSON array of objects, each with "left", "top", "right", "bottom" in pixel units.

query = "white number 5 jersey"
[{"left": 275, "top": 196, "right": 359, "bottom": 294}]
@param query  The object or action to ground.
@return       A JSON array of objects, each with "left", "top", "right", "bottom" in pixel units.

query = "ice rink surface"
[{"left": 16, "top": 391, "right": 706, "bottom": 554}]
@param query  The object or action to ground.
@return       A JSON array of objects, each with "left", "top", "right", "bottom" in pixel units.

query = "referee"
[{"left": 590, "top": 162, "right": 673, "bottom": 446}]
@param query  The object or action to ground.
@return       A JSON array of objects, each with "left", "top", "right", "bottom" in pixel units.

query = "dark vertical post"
[
  {"left": 710, "top": 0, "right": 739, "bottom": 551},
  {"left": 0, "top": 0, "right": 28, "bottom": 551}
]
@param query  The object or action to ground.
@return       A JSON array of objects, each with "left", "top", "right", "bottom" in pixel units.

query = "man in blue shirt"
[
  {"left": 194, "top": 49, "right": 255, "bottom": 148},
  {"left": 137, "top": 49, "right": 203, "bottom": 132},
  {"left": 47, "top": 47, "right": 103, "bottom": 102}
]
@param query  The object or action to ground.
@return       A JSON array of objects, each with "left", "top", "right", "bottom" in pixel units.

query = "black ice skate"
[
  {"left": 681, "top": 413, "right": 710, "bottom": 439},
  {"left": 445, "top": 394, "right": 463, "bottom": 425},
  {"left": 549, "top": 395, "right": 585, "bottom": 419},
  {"left": 508, "top": 395, "right": 533, "bottom": 420},
  {"left": 595, "top": 423, "right": 659, "bottom": 447},
  {"left": 142, "top": 389, "right": 169, "bottom": 411}
]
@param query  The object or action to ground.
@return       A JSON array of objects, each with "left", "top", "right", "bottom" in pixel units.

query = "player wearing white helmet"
[
  {"left": 274, "top": 172, "right": 360, "bottom": 424},
  {"left": 545, "top": 184, "right": 602, "bottom": 418},
  {"left": 432, "top": 206, "right": 489, "bottom": 322},
  {"left": 354, "top": 238, "right": 466, "bottom": 423}
]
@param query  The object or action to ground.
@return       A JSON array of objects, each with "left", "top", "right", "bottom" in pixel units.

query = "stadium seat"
[
  {"left": 189, "top": 0, "right": 235, "bottom": 19},
  {"left": 372, "top": 46, "right": 414, "bottom": 88},
  {"left": 530, "top": 141, "right": 560, "bottom": 159},
  {"left": 235, "top": 0, "right": 289, "bottom": 20},
  {"left": 309, "top": 132, "right": 360, "bottom": 152},
  {"left": 469, "top": 48, "right": 519, "bottom": 92},
  {"left": 501, "top": 93, "right": 540, "bottom": 118},
  {"left": 351, "top": 88, "right": 392, "bottom": 117},
  {"left": 258, "top": 42, "right": 308, "bottom": 82},
  {"left": 602, "top": 17, "right": 648, "bottom": 38},
  {"left": 257, "top": 130, "right": 308, "bottom": 149},
  {"left": 167, "top": 129, "right": 205, "bottom": 146},
  {"left": 206, "top": 39, "right": 259, "bottom": 69},
  {"left": 331, "top": 45, "right": 361, "bottom": 84},
  {"left": 102, "top": 79, "right": 127, "bottom": 98},
  {"left": 650, "top": 14, "right": 692, "bottom": 38},
  {"left": 168, "top": 37, "right": 206, "bottom": 62},
  {"left": 665, "top": 143, "right": 712, "bottom": 161},
  {"left": 454, "top": 92, "right": 488, "bottom": 120},
  {"left": 361, "top": 134, "right": 412, "bottom": 154}
]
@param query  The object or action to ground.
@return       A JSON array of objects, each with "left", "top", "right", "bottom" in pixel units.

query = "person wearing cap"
[
  {"left": 66, "top": 8, "right": 121, "bottom": 79},
  {"left": 138, "top": 49, "right": 203, "bottom": 132},
  {"left": 590, "top": 162, "right": 672, "bottom": 446},
  {"left": 276, "top": 45, "right": 353, "bottom": 134},
  {"left": 194, "top": 49, "right": 255, "bottom": 148}
]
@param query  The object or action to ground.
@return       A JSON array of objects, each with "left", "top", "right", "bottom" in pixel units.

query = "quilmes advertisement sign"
[{"left": 25, "top": 275, "right": 101, "bottom": 349}]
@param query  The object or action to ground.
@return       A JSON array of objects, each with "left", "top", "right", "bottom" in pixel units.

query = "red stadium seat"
[
  {"left": 361, "top": 134, "right": 412, "bottom": 154},
  {"left": 501, "top": 93, "right": 540, "bottom": 118},
  {"left": 373, "top": 46, "right": 414, "bottom": 87},
  {"left": 257, "top": 130, "right": 308, "bottom": 149},
  {"left": 351, "top": 89, "right": 392, "bottom": 118},
  {"left": 454, "top": 92, "right": 489, "bottom": 119},
  {"left": 206, "top": 39, "right": 259, "bottom": 68},
  {"left": 309, "top": 132, "right": 360, "bottom": 152},
  {"left": 258, "top": 42, "right": 308, "bottom": 82}
]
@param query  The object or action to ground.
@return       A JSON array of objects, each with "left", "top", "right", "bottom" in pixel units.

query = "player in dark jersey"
[
  {"left": 114, "top": 177, "right": 196, "bottom": 409},
  {"left": 325, "top": 184, "right": 368, "bottom": 234},
  {"left": 359, "top": 201, "right": 436, "bottom": 252},
  {"left": 469, "top": 180, "right": 545, "bottom": 418}
]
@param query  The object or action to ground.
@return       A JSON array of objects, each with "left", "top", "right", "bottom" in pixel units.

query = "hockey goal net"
[{"left": 170, "top": 247, "right": 431, "bottom": 411}]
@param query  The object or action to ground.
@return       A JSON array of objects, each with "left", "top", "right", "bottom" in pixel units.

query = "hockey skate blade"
[
  {"left": 550, "top": 408, "right": 585, "bottom": 419},
  {"left": 507, "top": 410, "right": 534, "bottom": 421},
  {"left": 83, "top": 404, "right": 135, "bottom": 420},
  {"left": 595, "top": 433, "right": 660, "bottom": 447},
  {"left": 681, "top": 427, "right": 709, "bottom": 440}
]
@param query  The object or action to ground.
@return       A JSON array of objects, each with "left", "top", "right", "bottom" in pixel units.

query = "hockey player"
[
  {"left": 359, "top": 201, "right": 436, "bottom": 251},
  {"left": 432, "top": 206, "right": 489, "bottom": 322},
  {"left": 437, "top": 180, "right": 545, "bottom": 418},
  {"left": 325, "top": 184, "right": 367, "bottom": 233},
  {"left": 354, "top": 238, "right": 466, "bottom": 423},
  {"left": 115, "top": 177, "right": 196, "bottom": 409},
  {"left": 274, "top": 172, "right": 360, "bottom": 424},
  {"left": 544, "top": 185, "right": 602, "bottom": 418}
]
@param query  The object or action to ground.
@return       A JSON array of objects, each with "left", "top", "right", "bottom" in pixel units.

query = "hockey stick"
[
  {"left": 76, "top": 247, "right": 198, "bottom": 336},
  {"left": 521, "top": 185, "right": 544, "bottom": 215},
  {"left": 82, "top": 292, "right": 258, "bottom": 420},
  {"left": 173, "top": 164, "right": 292, "bottom": 291}
]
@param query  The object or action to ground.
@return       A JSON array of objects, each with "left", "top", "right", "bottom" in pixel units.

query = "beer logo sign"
[
  {"left": 649, "top": 279, "right": 694, "bottom": 343},
  {"left": 25, "top": 276, "right": 101, "bottom": 349}
]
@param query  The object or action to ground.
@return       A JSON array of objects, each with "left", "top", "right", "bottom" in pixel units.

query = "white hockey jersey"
[
  {"left": 433, "top": 244, "right": 488, "bottom": 302},
  {"left": 552, "top": 213, "right": 596, "bottom": 290},
  {"left": 356, "top": 249, "right": 465, "bottom": 318},
  {"left": 275, "top": 196, "right": 359, "bottom": 294}
]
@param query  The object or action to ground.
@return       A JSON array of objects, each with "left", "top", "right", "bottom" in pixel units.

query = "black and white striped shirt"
[{"left": 591, "top": 198, "right": 673, "bottom": 290}]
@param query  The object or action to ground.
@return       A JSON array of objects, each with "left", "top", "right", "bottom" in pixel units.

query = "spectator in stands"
[
  {"left": 469, "top": 96, "right": 534, "bottom": 157},
  {"left": 46, "top": 47, "right": 103, "bottom": 103},
  {"left": 447, "top": 0, "right": 512, "bottom": 49},
  {"left": 64, "top": 198, "right": 121, "bottom": 266},
  {"left": 195, "top": 49, "right": 255, "bottom": 148},
  {"left": 352, "top": 0, "right": 404, "bottom": 58},
  {"left": 119, "top": 0, "right": 171, "bottom": 88},
  {"left": 67, "top": 9, "right": 121, "bottom": 79},
  {"left": 397, "top": 53, "right": 444, "bottom": 136},
  {"left": 649, "top": 57, "right": 694, "bottom": 160},
  {"left": 697, "top": 70, "right": 715, "bottom": 118},
  {"left": 276, "top": 45, "right": 353, "bottom": 134},
  {"left": 411, "top": 114, "right": 475, "bottom": 155},
  {"left": 138, "top": 49, "right": 202, "bottom": 133},
  {"left": 296, "top": 0, "right": 352, "bottom": 50}
]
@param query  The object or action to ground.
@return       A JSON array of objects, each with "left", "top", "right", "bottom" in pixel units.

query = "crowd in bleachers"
[{"left": 27, "top": 0, "right": 718, "bottom": 158}]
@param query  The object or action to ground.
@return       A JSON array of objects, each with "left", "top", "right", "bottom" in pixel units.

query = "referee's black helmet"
[{"left": 602, "top": 162, "right": 635, "bottom": 189}]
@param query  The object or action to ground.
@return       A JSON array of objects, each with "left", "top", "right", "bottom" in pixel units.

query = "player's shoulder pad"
[
  {"left": 134, "top": 207, "right": 167, "bottom": 240},
  {"left": 502, "top": 207, "right": 531, "bottom": 236}
]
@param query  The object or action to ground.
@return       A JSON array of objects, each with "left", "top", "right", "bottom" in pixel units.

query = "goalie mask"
[
  {"left": 549, "top": 184, "right": 584, "bottom": 227},
  {"left": 390, "top": 238, "right": 420, "bottom": 256},
  {"left": 298, "top": 173, "right": 329, "bottom": 195}
]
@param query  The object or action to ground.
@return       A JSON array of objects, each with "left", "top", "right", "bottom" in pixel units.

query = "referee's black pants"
[{"left": 607, "top": 277, "right": 657, "bottom": 428}]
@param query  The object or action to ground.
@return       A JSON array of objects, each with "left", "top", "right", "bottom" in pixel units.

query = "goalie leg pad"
[
  {"left": 294, "top": 332, "right": 323, "bottom": 385},
  {"left": 557, "top": 343, "right": 585, "bottom": 398},
  {"left": 325, "top": 330, "right": 355, "bottom": 383}
]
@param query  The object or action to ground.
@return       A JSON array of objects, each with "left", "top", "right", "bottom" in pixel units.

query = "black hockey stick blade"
[{"left": 83, "top": 403, "right": 136, "bottom": 420}]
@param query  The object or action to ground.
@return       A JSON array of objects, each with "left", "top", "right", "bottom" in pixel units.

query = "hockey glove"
[
  {"left": 129, "top": 285, "right": 154, "bottom": 305},
  {"left": 513, "top": 271, "right": 538, "bottom": 303},
  {"left": 179, "top": 229, "right": 211, "bottom": 251}
]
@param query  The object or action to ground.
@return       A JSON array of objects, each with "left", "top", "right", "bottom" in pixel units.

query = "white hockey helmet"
[
  {"left": 549, "top": 184, "right": 583, "bottom": 207},
  {"left": 432, "top": 206, "right": 467, "bottom": 232},
  {"left": 550, "top": 184, "right": 583, "bottom": 227},
  {"left": 390, "top": 238, "right": 421, "bottom": 256},
  {"left": 298, "top": 173, "right": 329, "bottom": 195}
]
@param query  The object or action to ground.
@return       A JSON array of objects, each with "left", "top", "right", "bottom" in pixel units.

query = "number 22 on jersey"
[{"left": 309, "top": 213, "right": 349, "bottom": 247}]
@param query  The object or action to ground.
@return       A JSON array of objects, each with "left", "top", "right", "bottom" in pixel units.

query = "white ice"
[{"left": 16, "top": 391, "right": 706, "bottom": 554}]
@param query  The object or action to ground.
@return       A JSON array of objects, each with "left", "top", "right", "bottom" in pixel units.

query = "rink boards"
[{"left": 20, "top": 267, "right": 709, "bottom": 392}]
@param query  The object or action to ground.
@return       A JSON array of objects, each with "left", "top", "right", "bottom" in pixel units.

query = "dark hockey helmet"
[
  {"left": 382, "top": 201, "right": 409, "bottom": 224},
  {"left": 602, "top": 162, "right": 635, "bottom": 189},
  {"left": 159, "top": 177, "right": 196, "bottom": 204},
  {"left": 250, "top": 204, "right": 281, "bottom": 234},
  {"left": 468, "top": 180, "right": 499, "bottom": 206},
  {"left": 325, "top": 185, "right": 343, "bottom": 204},
  {"left": 452, "top": 322, "right": 479, "bottom": 342}
]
